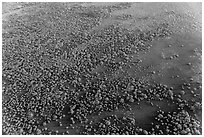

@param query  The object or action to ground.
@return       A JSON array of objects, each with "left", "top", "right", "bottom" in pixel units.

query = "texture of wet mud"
[{"left": 2, "top": 2, "right": 202, "bottom": 135}]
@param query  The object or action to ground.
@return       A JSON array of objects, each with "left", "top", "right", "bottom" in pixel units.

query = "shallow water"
[{"left": 131, "top": 32, "right": 201, "bottom": 88}]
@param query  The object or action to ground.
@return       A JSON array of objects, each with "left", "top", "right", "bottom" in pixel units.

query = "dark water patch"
[{"left": 113, "top": 13, "right": 133, "bottom": 21}]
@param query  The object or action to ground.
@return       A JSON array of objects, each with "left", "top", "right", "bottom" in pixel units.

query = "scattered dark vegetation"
[{"left": 2, "top": 2, "right": 202, "bottom": 135}]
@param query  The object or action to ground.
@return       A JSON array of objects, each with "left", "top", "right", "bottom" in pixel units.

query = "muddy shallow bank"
[{"left": 2, "top": 2, "right": 202, "bottom": 135}]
